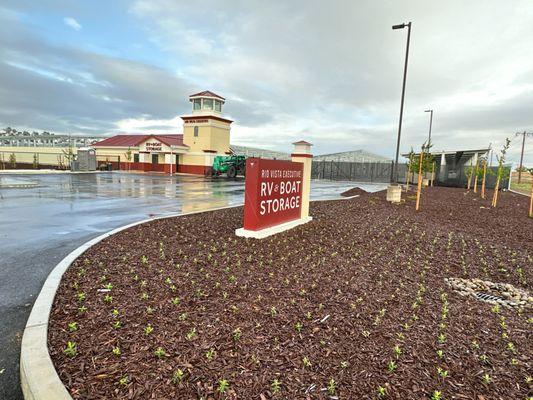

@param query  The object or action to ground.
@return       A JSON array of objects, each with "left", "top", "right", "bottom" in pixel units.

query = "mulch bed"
[
  {"left": 48, "top": 187, "right": 533, "bottom": 399},
  {"left": 340, "top": 187, "right": 369, "bottom": 197}
]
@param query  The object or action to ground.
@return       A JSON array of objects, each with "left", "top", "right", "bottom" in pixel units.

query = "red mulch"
[
  {"left": 340, "top": 187, "right": 369, "bottom": 197},
  {"left": 48, "top": 187, "right": 533, "bottom": 399}
]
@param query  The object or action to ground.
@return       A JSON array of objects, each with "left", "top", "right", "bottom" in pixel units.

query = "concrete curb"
[
  {"left": 19, "top": 191, "right": 366, "bottom": 399},
  {"left": 20, "top": 203, "right": 242, "bottom": 400},
  {"left": 509, "top": 189, "right": 530, "bottom": 197}
]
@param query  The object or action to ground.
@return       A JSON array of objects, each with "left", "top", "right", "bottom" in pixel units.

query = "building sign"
[
  {"left": 145, "top": 142, "right": 162, "bottom": 152},
  {"left": 243, "top": 158, "right": 303, "bottom": 231}
]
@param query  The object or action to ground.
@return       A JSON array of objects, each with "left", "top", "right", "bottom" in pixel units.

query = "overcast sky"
[{"left": 0, "top": 0, "right": 532, "bottom": 163}]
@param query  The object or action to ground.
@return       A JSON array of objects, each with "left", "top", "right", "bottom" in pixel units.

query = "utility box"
[{"left": 75, "top": 148, "right": 97, "bottom": 171}]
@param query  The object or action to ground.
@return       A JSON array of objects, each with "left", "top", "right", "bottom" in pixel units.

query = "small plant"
[
  {"left": 104, "top": 294, "right": 113, "bottom": 303},
  {"left": 172, "top": 369, "right": 184, "bottom": 384},
  {"left": 68, "top": 322, "right": 78, "bottom": 332},
  {"left": 270, "top": 306, "right": 277, "bottom": 317},
  {"left": 63, "top": 341, "right": 77, "bottom": 357},
  {"left": 178, "top": 313, "right": 188, "bottom": 321},
  {"left": 271, "top": 378, "right": 281, "bottom": 393},
  {"left": 206, "top": 348, "right": 216, "bottom": 361},
  {"left": 437, "top": 367, "right": 449, "bottom": 378},
  {"left": 377, "top": 385, "right": 386, "bottom": 398},
  {"left": 78, "top": 305, "right": 87, "bottom": 313},
  {"left": 340, "top": 360, "right": 349, "bottom": 369},
  {"left": 186, "top": 327, "right": 197, "bottom": 341},
  {"left": 171, "top": 297, "right": 180, "bottom": 305},
  {"left": 481, "top": 373, "right": 491, "bottom": 384},
  {"left": 295, "top": 322, "right": 303, "bottom": 333},
  {"left": 144, "top": 324, "right": 154, "bottom": 335},
  {"left": 119, "top": 376, "right": 128, "bottom": 386},
  {"left": 327, "top": 378, "right": 336, "bottom": 395},
  {"left": 112, "top": 346, "right": 121, "bottom": 356},
  {"left": 218, "top": 379, "right": 229, "bottom": 393},
  {"left": 436, "top": 350, "right": 444, "bottom": 358},
  {"left": 77, "top": 292, "right": 86, "bottom": 302},
  {"left": 387, "top": 360, "right": 397, "bottom": 372},
  {"left": 154, "top": 347, "right": 166, "bottom": 358},
  {"left": 232, "top": 327, "right": 242, "bottom": 342},
  {"left": 112, "top": 320, "right": 121, "bottom": 329},
  {"left": 112, "top": 309, "right": 119, "bottom": 317},
  {"left": 303, "top": 356, "right": 312, "bottom": 367},
  {"left": 362, "top": 330, "right": 371, "bottom": 338},
  {"left": 431, "top": 390, "right": 443, "bottom": 400},
  {"left": 438, "top": 333, "right": 446, "bottom": 344},
  {"left": 140, "top": 255, "right": 148, "bottom": 264},
  {"left": 393, "top": 345, "right": 402, "bottom": 358},
  {"left": 506, "top": 342, "right": 516, "bottom": 354}
]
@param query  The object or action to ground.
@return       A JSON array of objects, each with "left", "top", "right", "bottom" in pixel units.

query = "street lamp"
[
  {"left": 392, "top": 22, "right": 412, "bottom": 183},
  {"left": 515, "top": 131, "right": 533, "bottom": 184},
  {"left": 424, "top": 109, "right": 433, "bottom": 144}
]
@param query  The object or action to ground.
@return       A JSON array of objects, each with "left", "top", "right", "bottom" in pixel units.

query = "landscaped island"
[{"left": 48, "top": 188, "right": 532, "bottom": 399}]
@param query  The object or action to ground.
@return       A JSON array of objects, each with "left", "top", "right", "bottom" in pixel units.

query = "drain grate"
[{"left": 475, "top": 292, "right": 503, "bottom": 302}]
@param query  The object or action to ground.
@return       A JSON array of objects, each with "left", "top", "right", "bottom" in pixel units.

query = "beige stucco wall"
[
  {"left": 183, "top": 119, "right": 230, "bottom": 154},
  {"left": 0, "top": 146, "right": 76, "bottom": 166}
]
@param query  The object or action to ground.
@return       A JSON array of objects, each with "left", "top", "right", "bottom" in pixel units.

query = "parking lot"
[{"left": 0, "top": 172, "right": 385, "bottom": 399}]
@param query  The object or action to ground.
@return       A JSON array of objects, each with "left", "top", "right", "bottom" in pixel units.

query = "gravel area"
[{"left": 49, "top": 187, "right": 532, "bottom": 399}]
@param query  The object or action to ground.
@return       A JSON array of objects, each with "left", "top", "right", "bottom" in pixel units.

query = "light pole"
[
  {"left": 392, "top": 22, "right": 412, "bottom": 183},
  {"left": 515, "top": 131, "right": 532, "bottom": 184},
  {"left": 424, "top": 109, "right": 433, "bottom": 144}
]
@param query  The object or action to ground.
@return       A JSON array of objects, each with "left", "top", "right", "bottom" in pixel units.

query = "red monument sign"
[{"left": 242, "top": 158, "right": 304, "bottom": 231}]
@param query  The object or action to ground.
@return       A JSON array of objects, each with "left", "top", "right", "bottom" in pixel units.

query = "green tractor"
[{"left": 211, "top": 155, "right": 246, "bottom": 178}]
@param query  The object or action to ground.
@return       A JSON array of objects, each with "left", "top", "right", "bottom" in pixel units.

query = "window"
[
  {"left": 215, "top": 100, "right": 222, "bottom": 112},
  {"left": 193, "top": 99, "right": 201, "bottom": 110},
  {"left": 133, "top": 154, "right": 139, "bottom": 163},
  {"left": 194, "top": 126, "right": 199, "bottom": 137},
  {"left": 203, "top": 98, "right": 213, "bottom": 110},
  {"left": 152, "top": 154, "right": 158, "bottom": 164}
]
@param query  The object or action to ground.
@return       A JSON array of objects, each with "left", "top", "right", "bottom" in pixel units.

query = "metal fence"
[
  {"left": 311, "top": 160, "right": 407, "bottom": 183},
  {"left": 311, "top": 160, "right": 509, "bottom": 189}
]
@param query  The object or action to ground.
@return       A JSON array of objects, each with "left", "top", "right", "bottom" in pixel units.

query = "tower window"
[
  {"left": 194, "top": 126, "right": 199, "bottom": 137},
  {"left": 203, "top": 98, "right": 213, "bottom": 110},
  {"left": 193, "top": 99, "right": 201, "bottom": 110},
  {"left": 215, "top": 100, "right": 221, "bottom": 112}
]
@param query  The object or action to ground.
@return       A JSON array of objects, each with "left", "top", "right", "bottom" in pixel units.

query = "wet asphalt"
[{"left": 0, "top": 172, "right": 386, "bottom": 399}]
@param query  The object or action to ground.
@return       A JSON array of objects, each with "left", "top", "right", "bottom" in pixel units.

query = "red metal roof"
[
  {"left": 93, "top": 134, "right": 187, "bottom": 148},
  {"left": 293, "top": 140, "right": 313, "bottom": 145},
  {"left": 189, "top": 90, "right": 225, "bottom": 100}
]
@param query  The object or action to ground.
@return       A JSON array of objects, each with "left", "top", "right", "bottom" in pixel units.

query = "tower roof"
[{"left": 189, "top": 90, "right": 225, "bottom": 101}]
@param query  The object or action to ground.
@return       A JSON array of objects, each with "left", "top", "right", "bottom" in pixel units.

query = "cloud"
[
  {"left": 0, "top": 1, "right": 532, "bottom": 164},
  {"left": 63, "top": 17, "right": 82, "bottom": 31}
]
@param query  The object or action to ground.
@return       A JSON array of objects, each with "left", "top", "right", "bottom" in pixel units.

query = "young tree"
[
  {"left": 125, "top": 147, "right": 132, "bottom": 172},
  {"left": 491, "top": 138, "right": 511, "bottom": 208},
  {"left": 480, "top": 158, "right": 488, "bottom": 199},
  {"left": 405, "top": 148, "right": 415, "bottom": 191},
  {"left": 9, "top": 153, "right": 16, "bottom": 168},
  {"left": 415, "top": 141, "right": 433, "bottom": 211},
  {"left": 528, "top": 168, "right": 533, "bottom": 218}
]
